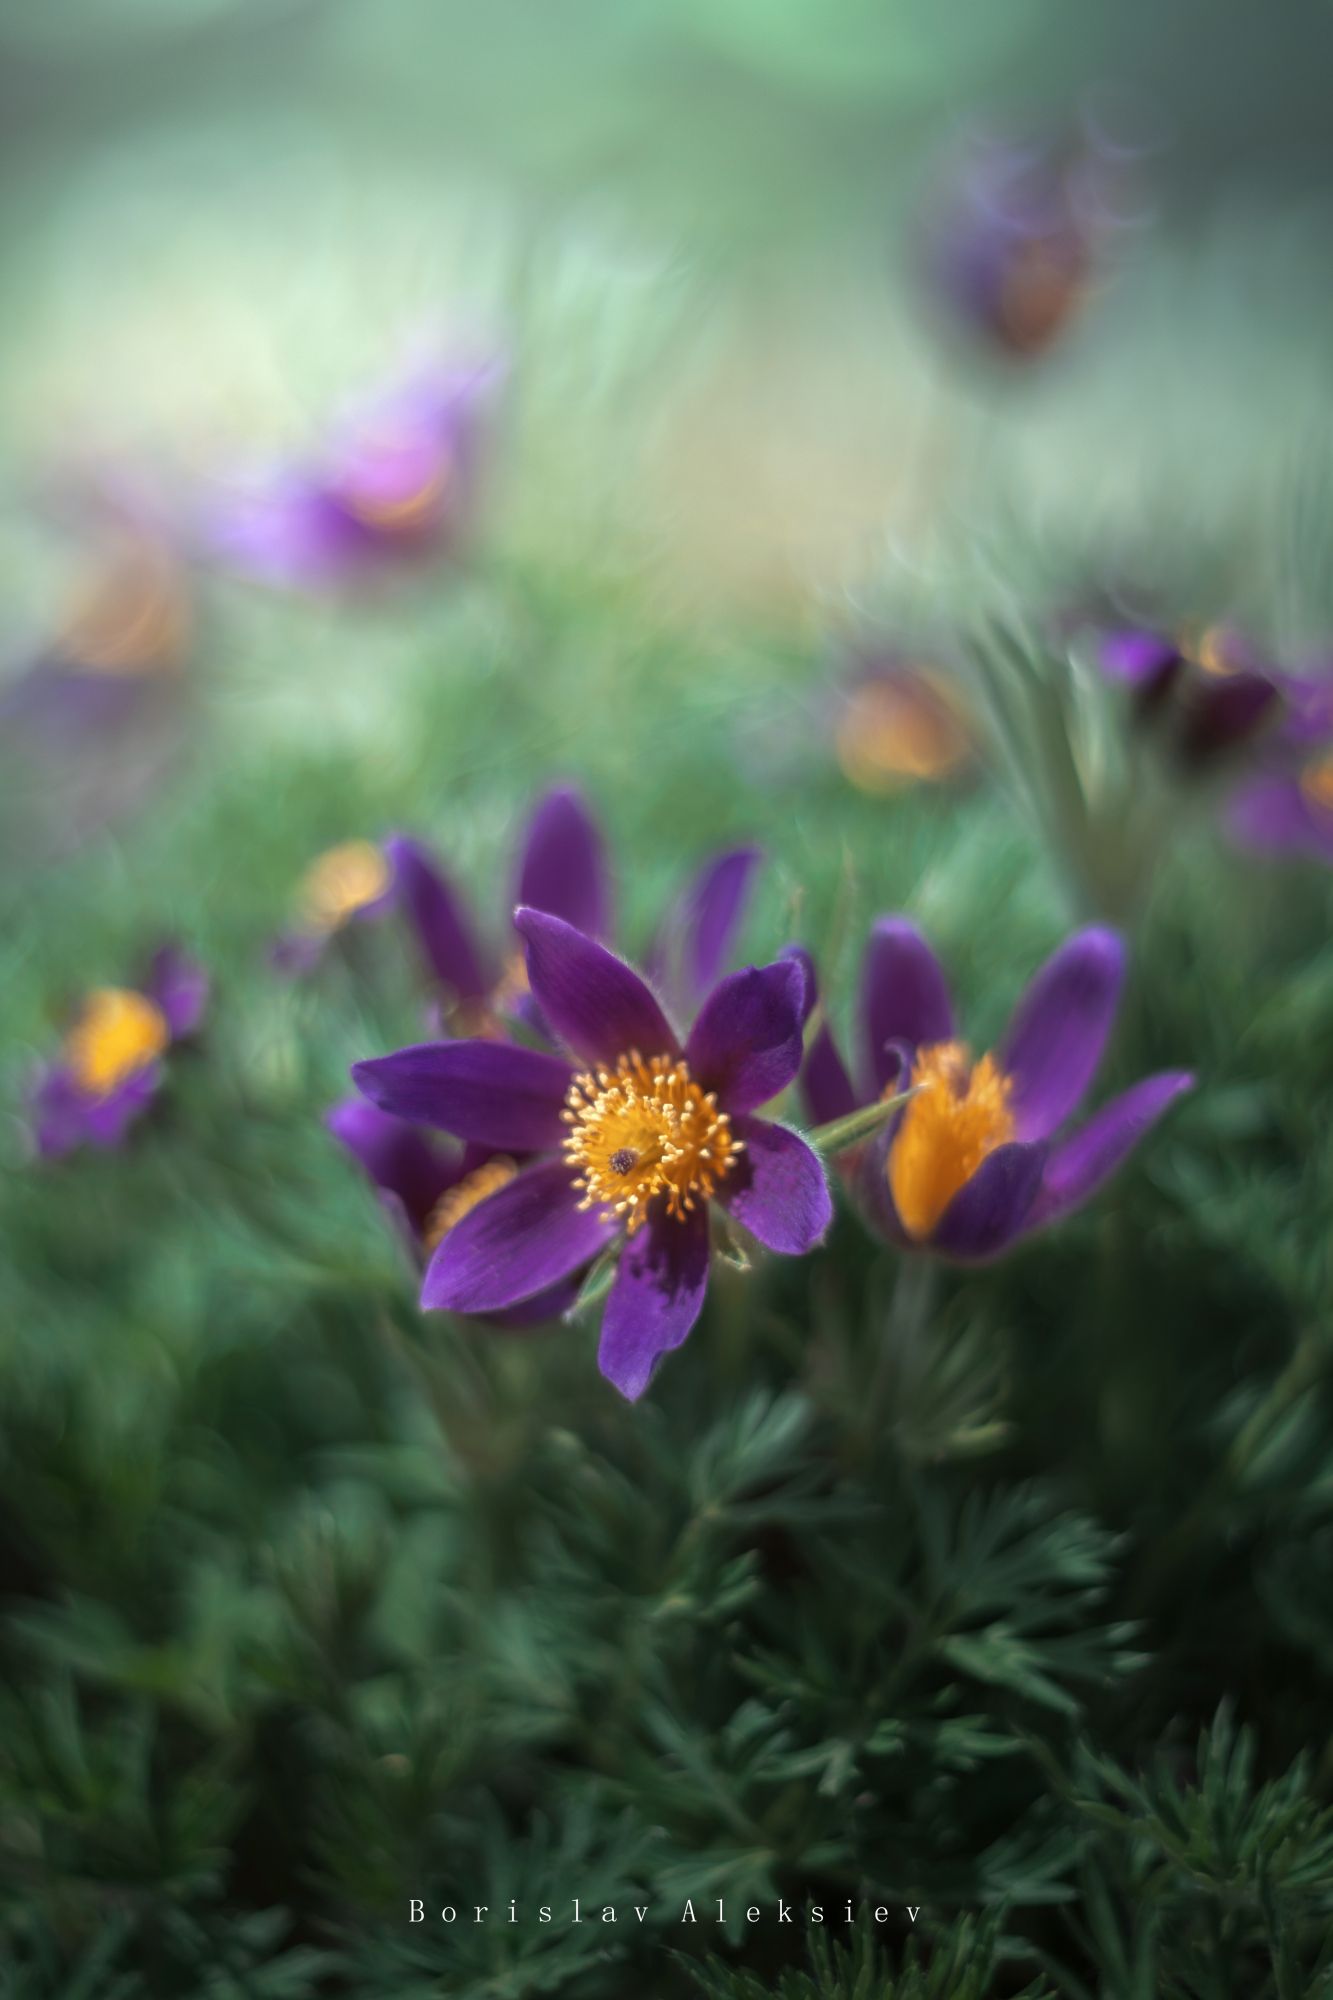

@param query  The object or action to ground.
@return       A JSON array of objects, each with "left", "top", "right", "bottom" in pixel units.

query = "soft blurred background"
[{"left": 4, "top": 1, "right": 1333, "bottom": 1994}]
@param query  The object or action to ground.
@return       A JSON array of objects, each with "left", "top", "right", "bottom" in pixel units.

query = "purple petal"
[
  {"left": 422, "top": 1161, "right": 614, "bottom": 1312},
  {"left": 1026, "top": 1071, "right": 1194, "bottom": 1232},
  {"left": 352, "top": 1039, "right": 573, "bottom": 1151},
  {"left": 386, "top": 836, "right": 491, "bottom": 1001},
  {"left": 860, "top": 918, "right": 954, "bottom": 1093},
  {"left": 720, "top": 1116, "right": 833, "bottom": 1254},
  {"left": 597, "top": 1204, "right": 711, "bottom": 1400},
  {"left": 930, "top": 1141, "right": 1048, "bottom": 1260},
  {"left": 674, "top": 847, "right": 763, "bottom": 1007},
  {"left": 82, "top": 1068, "right": 162, "bottom": 1149},
  {"left": 803, "top": 1021, "right": 861, "bottom": 1126},
  {"left": 28, "top": 1065, "right": 93, "bottom": 1159},
  {"left": 205, "top": 477, "right": 374, "bottom": 589},
  {"left": 685, "top": 960, "right": 806, "bottom": 1113},
  {"left": 142, "top": 945, "right": 209, "bottom": 1039},
  {"left": 779, "top": 944, "right": 819, "bottom": 1027},
  {"left": 1097, "top": 628, "right": 1180, "bottom": 689},
  {"left": 1227, "top": 776, "right": 1333, "bottom": 863},
  {"left": 1179, "top": 671, "right": 1280, "bottom": 764},
  {"left": 1000, "top": 928, "right": 1125, "bottom": 1141},
  {"left": 486, "top": 1274, "right": 584, "bottom": 1330},
  {"left": 856, "top": 1125, "right": 912, "bottom": 1249},
  {"left": 326, "top": 1097, "right": 460, "bottom": 1235},
  {"left": 515, "top": 908, "right": 679, "bottom": 1066},
  {"left": 515, "top": 786, "right": 611, "bottom": 941}
]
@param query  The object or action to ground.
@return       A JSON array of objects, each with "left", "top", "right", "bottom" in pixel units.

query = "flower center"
[
  {"left": 562, "top": 1052, "right": 741, "bottom": 1235},
  {"left": 423, "top": 1156, "right": 518, "bottom": 1252},
  {"left": 343, "top": 441, "right": 450, "bottom": 534},
  {"left": 60, "top": 541, "right": 190, "bottom": 678},
  {"left": 64, "top": 987, "right": 169, "bottom": 1096},
  {"left": 996, "top": 233, "right": 1087, "bottom": 353},
  {"left": 299, "top": 841, "right": 390, "bottom": 933},
  {"left": 835, "top": 674, "right": 970, "bottom": 792},
  {"left": 1300, "top": 754, "right": 1333, "bottom": 817},
  {"left": 888, "top": 1041, "right": 1015, "bottom": 1241}
]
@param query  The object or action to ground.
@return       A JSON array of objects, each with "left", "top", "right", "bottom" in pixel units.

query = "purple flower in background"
[
  {"left": 831, "top": 652, "right": 977, "bottom": 795},
  {"left": 27, "top": 946, "right": 209, "bottom": 1159},
  {"left": 923, "top": 122, "right": 1138, "bottom": 359},
  {"left": 1094, "top": 622, "right": 1286, "bottom": 767},
  {"left": 271, "top": 839, "right": 399, "bottom": 975},
  {"left": 389, "top": 785, "right": 762, "bottom": 1034},
  {"left": 802, "top": 919, "right": 1191, "bottom": 1261},
  {"left": 352, "top": 912, "right": 832, "bottom": 1399},
  {"left": 326, "top": 1098, "right": 578, "bottom": 1325},
  {"left": 1225, "top": 666, "right": 1333, "bottom": 864},
  {"left": 204, "top": 353, "right": 504, "bottom": 592}
]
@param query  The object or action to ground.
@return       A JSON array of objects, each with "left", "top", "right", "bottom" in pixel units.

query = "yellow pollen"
[
  {"left": 836, "top": 673, "right": 971, "bottom": 793},
  {"left": 562, "top": 1051, "right": 741, "bottom": 1235},
  {"left": 298, "top": 841, "right": 390, "bottom": 933},
  {"left": 1190, "top": 625, "right": 1240, "bottom": 678},
  {"left": 1300, "top": 754, "right": 1333, "bottom": 816},
  {"left": 344, "top": 460, "right": 449, "bottom": 533},
  {"left": 422, "top": 1156, "right": 518, "bottom": 1252},
  {"left": 64, "top": 987, "right": 169, "bottom": 1096},
  {"left": 60, "top": 540, "right": 190, "bottom": 677},
  {"left": 888, "top": 1041, "right": 1015, "bottom": 1242}
]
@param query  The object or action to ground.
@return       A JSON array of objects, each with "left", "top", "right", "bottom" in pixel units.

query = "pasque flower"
[
  {"left": 204, "top": 352, "right": 503, "bottom": 591},
  {"left": 1095, "top": 623, "right": 1288, "bottom": 767},
  {"left": 352, "top": 912, "right": 832, "bottom": 1398},
  {"left": 832, "top": 653, "right": 976, "bottom": 795},
  {"left": 326, "top": 1098, "right": 580, "bottom": 1324},
  {"left": 922, "top": 123, "right": 1135, "bottom": 360},
  {"left": 1223, "top": 664, "right": 1333, "bottom": 865},
  {"left": 803, "top": 919, "right": 1191, "bottom": 1260},
  {"left": 388, "top": 786, "right": 761, "bottom": 1033},
  {"left": 27, "top": 946, "right": 208, "bottom": 1159}
]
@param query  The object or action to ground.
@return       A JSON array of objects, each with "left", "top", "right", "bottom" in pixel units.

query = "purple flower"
[
  {"left": 27, "top": 945, "right": 209, "bottom": 1159},
  {"left": 326, "top": 1098, "right": 578, "bottom": 1326},
  {"left": 831, "top": 653, "right": 976, "bottom": 794},
  {"left": 923, "top": 123, "right": 1137, "bottom": 360},
  {"left": 203, "top": 353, "right": 504, "bottom": 593},
  {"left": 802, "top": 919, "right": 1191, "bottom": 1261},
  {"left": 388, "top": 786, "right": 761, "bottom": 1033},
  {"left": 352, "top": 912, "right": 832, "bottom": 1399},
  {"left": 271, "top": 839, "right": 399, "bottom": 975},
  {"left": 1225, "top": 668, "right": 1333, "bottom": 864},
  {"left": 1093, "top": 622, "right": 1284, "bottom": 767}
]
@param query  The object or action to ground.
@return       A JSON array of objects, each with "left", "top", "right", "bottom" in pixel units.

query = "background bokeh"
[{"left": 4, "top": 3, "right": 1333, "bottom": 1996}]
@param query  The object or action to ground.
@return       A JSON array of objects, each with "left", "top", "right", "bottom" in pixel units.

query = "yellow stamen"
[
  {"left": 298, "top": 841, "right": 390, "bottom": 934},
  {"left": 562, "top": 1051, "right": 741, "bottom": 1235},
  {"left": 836, "top": 673, "right": 971, "bottom": 793},
  {"left": 888, "top": 1041, "right": 1015, "bottom": 1241},
  {"left": 64, "top": 987, "right": 169, "bottom": 1096},
  {"left": 422, "top": 1156, "right": 518, "bottom": 1251},
  {"left": 60, "top": 539, "right": 190, "bottom": 677},
  {"left": 1300, "top": 754, "right": 1333, "bottom": 816}
]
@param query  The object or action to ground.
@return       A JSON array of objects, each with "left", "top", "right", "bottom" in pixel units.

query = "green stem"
[{"left": 809, "top": 1089, "right": 914, "bottom": 1157}]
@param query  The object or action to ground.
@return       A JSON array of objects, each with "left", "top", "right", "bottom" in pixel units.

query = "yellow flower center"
[
  {"left": 60, "top": 540, "right": 190, "bottom": 677},
  {"left": 562, "top": 1052, "right": 741, "bottom": 1235},
  {"left": 1300, "top": 754, "right": 1333, "bottom": 816},
  {"left": 888, "top": 1041, "right": 1015, "bottom": 1241},
  {"left": 1189, "top": 625, "right": 1240, "bottom": 678},
  {"left": 298, "top": 841, "right": 390, "bottom": 933},
  {"left": 423, "top": 1156, "right": 518, "bottom": 1251},
  {"left": 64, "top": 987, "right": 169, "bottom": 1096},
  {"left": 835, "top": 674, "right": 971, "bottom": 793}
]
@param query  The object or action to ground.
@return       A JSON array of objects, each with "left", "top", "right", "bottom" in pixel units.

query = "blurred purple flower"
[
  {"left": 271, "top": 839, "right": 399, "bottom": 975},
  {"left": 204, "top": 353, "right": 504, "bottom": 592},
  {"left": 1093, "top": 621, "right": 1288, "bottom": 767},
  {"left": 831, "top": 652, "right": 977, "bottom": 794},
  {"left": 352, "top": 911, "right": 831, "bottom": 1399},
  {"left": 923, "top": 123, "right": 1139, "bottom": 360},
  {"left": 27, "top": 945, "right": 209, "bottom": 1160},
  {"left": 802, "top": 919, "right": 1191, "bottom": 1261},
  {"left": 1224, "top": 661, "right": 1333, "bottom": 864}
]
